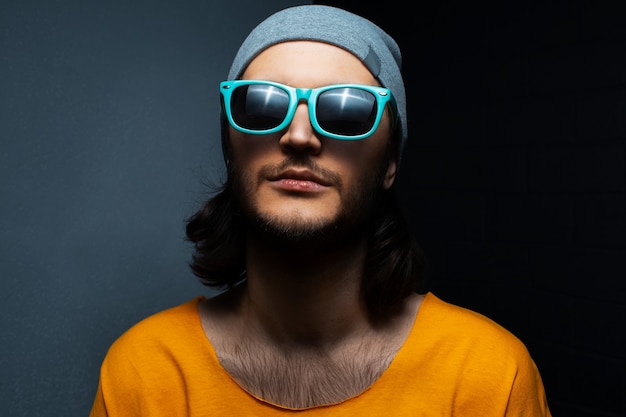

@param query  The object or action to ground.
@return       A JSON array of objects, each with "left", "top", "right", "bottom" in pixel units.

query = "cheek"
[
  {"left": 229, "top": 129, "right": 277, "bottom": 167},
  {"left": 323, "top": 138, "right": 391, "bottom": 179}
]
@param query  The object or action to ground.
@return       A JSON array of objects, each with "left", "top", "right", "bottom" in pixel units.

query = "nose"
[{"left": 279, "top": 102, "right": 322, "bottom": 154}]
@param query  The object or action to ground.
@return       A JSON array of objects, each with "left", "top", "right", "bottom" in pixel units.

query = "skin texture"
[{"left": 199, "top": 41, "right": 423, "bottom": 409}]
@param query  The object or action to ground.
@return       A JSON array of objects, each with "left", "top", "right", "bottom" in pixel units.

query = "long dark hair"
[{"left": 185, "top": 117, "right": 427, "bottom": 317}]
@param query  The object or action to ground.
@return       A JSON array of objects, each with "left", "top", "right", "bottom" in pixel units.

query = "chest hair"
[{"left": 216, "top": 337, "right": 397, "bottom": 409}]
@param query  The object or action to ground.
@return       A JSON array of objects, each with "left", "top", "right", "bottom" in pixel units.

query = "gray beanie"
[{"left": 227, "top": 4, "right": 407, "bottom": 154}]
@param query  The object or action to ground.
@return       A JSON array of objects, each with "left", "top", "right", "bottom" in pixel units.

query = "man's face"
[{"left": 228, "top": 41, "right": 397, "bottom": 243}]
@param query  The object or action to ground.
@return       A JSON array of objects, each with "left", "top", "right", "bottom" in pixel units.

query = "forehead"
[{"left": 241, "top": 41, "right": 379, "bottom": 87}]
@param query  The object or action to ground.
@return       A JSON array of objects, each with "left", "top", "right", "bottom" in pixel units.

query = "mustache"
[{"left": 257, "top": 156, "right": 343, "bottom": 187}]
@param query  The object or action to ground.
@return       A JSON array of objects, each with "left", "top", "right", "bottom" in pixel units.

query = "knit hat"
[{"left": 226, "top": 4, "right": 408, "bottom": 155}]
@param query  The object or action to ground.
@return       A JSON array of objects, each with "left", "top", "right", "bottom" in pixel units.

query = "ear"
[{"left": 382, "top": 158, "right": 397, "bottom": 190}]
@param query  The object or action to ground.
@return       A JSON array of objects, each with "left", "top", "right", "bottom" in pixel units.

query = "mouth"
[{"left": 267, "top": 168, "right": 332, "bottom": 191}]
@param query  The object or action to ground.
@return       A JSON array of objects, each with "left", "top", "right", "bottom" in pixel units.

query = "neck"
[{"left": 241, "top": 230, "right": 372, "bottom": 347}]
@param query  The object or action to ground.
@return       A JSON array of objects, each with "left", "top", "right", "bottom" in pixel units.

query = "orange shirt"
[{"left": 90, "top": 292, "right": 551, "bottom": 416}]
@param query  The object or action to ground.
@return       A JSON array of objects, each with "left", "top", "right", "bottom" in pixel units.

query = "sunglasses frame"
[{"left": 220, "top": 80, "right": 396, "bottom": 140}]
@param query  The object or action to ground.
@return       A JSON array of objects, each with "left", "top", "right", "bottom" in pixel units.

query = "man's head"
[
  {"left": 219, "top": 5, "right": 408, "bottom": 245},
  {"left": 225, "top": 40, "right": 396, "bottom": 245},
  {"left": 186, "top": 5, "right": 424, "bottom": 312}
]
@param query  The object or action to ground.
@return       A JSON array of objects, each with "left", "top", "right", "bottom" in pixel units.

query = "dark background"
[
  {"left": 315, "top": 1, "right": 626, "bottom": 416},
  {"left": 1, "top": 1, "right": 625, "bottom": 416}
]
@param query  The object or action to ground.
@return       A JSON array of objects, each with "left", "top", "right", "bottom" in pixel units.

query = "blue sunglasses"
[{"left": 220, "top": 80, "right": 396, "bottom": 140}]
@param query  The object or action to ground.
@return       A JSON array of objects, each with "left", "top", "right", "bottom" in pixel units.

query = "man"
[{"left": 90, "top": 5, "right": 552, "bottom": 416}]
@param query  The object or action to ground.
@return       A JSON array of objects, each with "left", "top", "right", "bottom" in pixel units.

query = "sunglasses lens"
[
  {"left": 316, "top": 88, "right": 378, "bottom": 136},
  {"left": 231, "top": 84, "right": 290, "bottom": 130}
]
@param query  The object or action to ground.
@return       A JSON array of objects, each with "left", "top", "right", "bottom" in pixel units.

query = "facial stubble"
[{"left": 231, "top": 155, "right": 390, "bottom": 247}]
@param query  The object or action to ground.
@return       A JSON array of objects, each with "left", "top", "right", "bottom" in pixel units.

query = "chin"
[
  {"left": 255, "top": 214, "right": 337, "bottom": 242},
  {"left": 249, "top": 208, "right": 363, "bottom": 247}
]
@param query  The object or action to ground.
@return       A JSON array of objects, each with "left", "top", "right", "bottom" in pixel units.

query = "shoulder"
[
  {"left": 103, "top": 296, "right": 206, "bottom": 366},
  {"left": 417, "top": 292, "right": 533, "bottom": 363},
  {"left": 421, "top": 293, "right": 524, "bottom": 340},
  {"left": 120, "top": 296, "right": 203, "bottom": 338},
  {"left": 93, "top": 297, "right": 221, "bottom": 414},
  {"left": 407, "top": 293, "right": 551, "bottom": 416}
]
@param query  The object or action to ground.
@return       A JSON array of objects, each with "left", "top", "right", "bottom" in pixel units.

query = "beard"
[{"left": 230, "top": 155, "right": 389, "bottom": 248}]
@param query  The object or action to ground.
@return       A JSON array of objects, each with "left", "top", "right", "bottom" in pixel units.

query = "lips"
[{"left": 269, "top": 168, "right": 332, "bottom": 187}]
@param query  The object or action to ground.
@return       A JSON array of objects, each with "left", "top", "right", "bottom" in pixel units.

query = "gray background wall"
[{"left": 0, "top": 1, "right": 309, "bottom": 415}]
